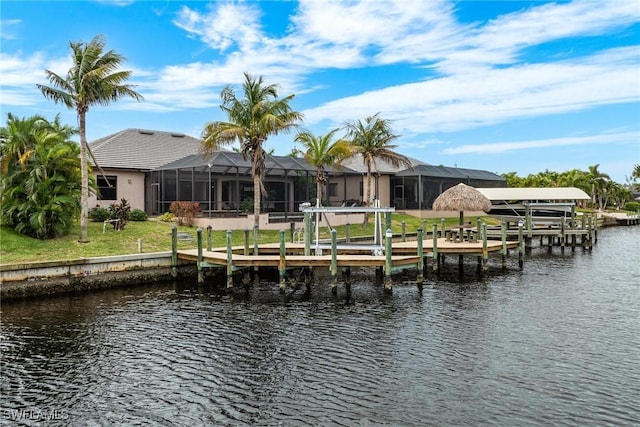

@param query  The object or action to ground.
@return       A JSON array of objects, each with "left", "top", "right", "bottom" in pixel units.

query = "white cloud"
[
  {"left": 443, "top": 131, "right": 639, "bottom": 155},
  {"left": 302, "top": 46, "right": 640, "bottom": 133}
]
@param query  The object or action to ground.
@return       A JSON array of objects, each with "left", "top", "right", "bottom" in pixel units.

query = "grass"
[{"left": 0, "top": 214, "right": 493, "bottom": 265}]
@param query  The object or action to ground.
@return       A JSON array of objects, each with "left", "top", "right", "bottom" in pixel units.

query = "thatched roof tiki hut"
[{"left": 432, "top": 183, "right": 492, "bottom": 241}]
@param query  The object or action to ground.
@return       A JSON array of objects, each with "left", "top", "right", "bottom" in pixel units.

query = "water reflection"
[{"left": 1, "top": 227, "right": 639, "bottom": 426}]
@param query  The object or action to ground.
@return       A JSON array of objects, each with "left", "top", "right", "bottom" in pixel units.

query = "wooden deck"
[{"left": 178, "top": 248, "right": 422, "bottom": 269}]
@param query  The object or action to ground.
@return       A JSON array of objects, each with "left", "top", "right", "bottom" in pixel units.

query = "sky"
[{"left": 1, "top": 0, "right": 639, "bottom": 183}]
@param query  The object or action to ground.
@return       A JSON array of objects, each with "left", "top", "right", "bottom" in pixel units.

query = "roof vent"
[
  {"left": 171, "top": 133, "right": 185, "bottom": 138},
  {"left": 139, "top": 130, "right": 154, "bottom": 135}
]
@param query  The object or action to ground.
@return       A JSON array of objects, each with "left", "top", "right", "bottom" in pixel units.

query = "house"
[
  {"left": 89, "top": 129, "right": 203, "bottom": 211},
  {"left": 89, "top": 128, "right": 507, "bottom": 218}
]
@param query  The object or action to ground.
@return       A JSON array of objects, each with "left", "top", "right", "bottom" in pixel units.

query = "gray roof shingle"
[{"left": 90, "top": 128, "right": 204, "bottom": 170}]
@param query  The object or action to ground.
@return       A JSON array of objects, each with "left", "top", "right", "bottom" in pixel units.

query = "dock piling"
[
  {"left": 346, "top": 223, "right": 351, "bottom": 243},
  {"left": 197, "top": 227, "right": 204, "bottom": 284},
  {"left": 417, "top": 228, "right": 424, "bottom": 283},
  {"left": 331, "top": 229, "right": 338, "bottom": 293},
  {"left": 226, "top": 230, "right": 233, "bottom": 288},
  {"left": 207, "top": 225, "right": 212, "bottom": 251},
  {"left": 279, "top": 230, "right": 286, "bottom": 291},
  {"left": 501, "top": 218, "right": 507, "bottom": 270},
  {"left": 401, "top": 221, "right": 406, "bottom": 242},
  {"left": 384, "top": 228, "right": 393, "bottom": 291},
  {"left": 432, "top": 223, "right": 439, "bottom": 273},
  {"left": 244, "top": 229, "right": 250, "bottom": 255},
  {"left": 482, "top": 223, "right": 488, "bottom": 272},
  {"left": 171, "top": 225, "right": 178, "bottom": 279},
  {"left": 518, "top": 223, "right": 524, "bottom": 269}
]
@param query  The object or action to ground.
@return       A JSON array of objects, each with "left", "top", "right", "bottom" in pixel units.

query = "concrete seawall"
[{"left": 0, "top": 252, "right": 195, "bottom": 300}]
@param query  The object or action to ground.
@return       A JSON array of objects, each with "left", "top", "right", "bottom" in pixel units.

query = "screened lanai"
[
  {"left": 149, "top": 151, "right": 358, "bottom": 216},
  {"left": 391, "top": 165, "right": 507, "bottom": 209}
]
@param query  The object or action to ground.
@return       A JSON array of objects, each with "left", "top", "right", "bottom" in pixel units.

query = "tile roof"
[
  {"left": 339, "top": 153, "right": 425, "bottom": 174},
  {"left": 89, "top": 128, "right": 204, "bottom": 170}
]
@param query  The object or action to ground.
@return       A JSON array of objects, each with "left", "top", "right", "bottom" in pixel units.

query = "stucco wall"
[{"left": 89, "top": 169, "right": 146, "bottom": 211}]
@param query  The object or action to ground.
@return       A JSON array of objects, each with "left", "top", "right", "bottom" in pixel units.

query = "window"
[
  {"left": 328, "top": 183, "right": 338, "bottom": 197},
  {"left": 97, "top": 175, "right": 117, "bottom": 201}
]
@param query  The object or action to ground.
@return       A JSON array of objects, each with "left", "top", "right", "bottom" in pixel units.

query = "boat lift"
[{"left": 300, "top": 199, "right": 395, "bottom": 255}]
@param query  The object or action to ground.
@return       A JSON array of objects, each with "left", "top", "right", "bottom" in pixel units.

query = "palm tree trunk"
[
  {"left": 78, "top": 111, "right": 89, "bottom": 243},
  {"left": 316, "top": 168, "right": 323, "bottom": 206},
  {"left": 363, "top": 171, "right": 372, "bottom": 226},
  {"left": 253, "top": 173, "right": 260, "bottom": 228}
]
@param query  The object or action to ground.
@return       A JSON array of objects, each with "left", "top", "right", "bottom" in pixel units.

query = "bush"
[
  {"left": 107, "top": 198, "right": 131, "bottom": 230},
  {"left": 624, "top": 201, "right": 640, "bottom": 212},
  {"left": 170, "top": 201, "right": 200, "bottom": 226},
  {"left": 89, "top": 206, "right": 110, "bottom": 222},
  {"left": 129, "top": 209, "right": 148, "bottom": 221},
  {"left": 158, "top": 212, "right": 174, "bottom": 222}
]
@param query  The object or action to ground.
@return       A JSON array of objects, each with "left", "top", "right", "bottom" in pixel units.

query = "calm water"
[{"left": 1, "top": 227, "right": 639, "bottom": 426}]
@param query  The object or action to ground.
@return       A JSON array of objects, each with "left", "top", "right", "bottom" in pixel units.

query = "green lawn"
[{"left": 0, "top": 214, "right": 491, "bottom": 265}]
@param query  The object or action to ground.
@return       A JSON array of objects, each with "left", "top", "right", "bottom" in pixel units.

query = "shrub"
[
  {"left": 158, "top": 212, "right": 174, "bottom": 222},
  {"left": 169, "top": 201, "right": 200, "bottom": 226},
  {"left": 624, "top": 201, "right": 640, "bottom": 212},
  {"left": 129, "top": 208, "right": 148, "bottom": 221},
  {"left": 89, "top": 206, "right": 110, "bottom": 222},
  {"left": 107, "top": 198, "right": 131, "bottom": 230}
]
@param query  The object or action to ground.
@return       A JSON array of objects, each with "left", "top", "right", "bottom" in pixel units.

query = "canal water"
[{"left": 1, "top": 227, "right": 639, "bottom": 426}]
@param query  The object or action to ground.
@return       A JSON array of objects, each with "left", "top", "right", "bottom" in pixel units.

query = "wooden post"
[
  {"left": 588, "top": 214, "right": 593, "bottom": 251},
  {"left": 518, "top": 223, "right": 524, "bottom": 269},
  {"left": 137, "top": 238, "right": 142, "bottom": 254},
  {"left": 386, "top": 211, "right": 392, "bottom": 233},
  {"left": 417, "top": 228, "right": 424, "bottom": 283},
  {"left": 330, "top": 229, "right": 338, "bottom": 293},
  {"left": 171, "top": 224, "right": 178, "bottom": 279},
  {"left": 244, "top": 228, "right": 250, "bottom": 256},
  {"left": 441, "top": 218, "right": 446, "bottom": 238},
  {"left": 290, "top": 222, "right": 295, "bottom": 243},
  {"left": 253, "top": 223, "right": 259, "bottom": 256},
  {"left": 422, "top": 219, "right": 428, "bottom": 236},
  {"left": 482, "top": 223, "right": 488, "bottom": 273},
  {"left": 206, "top": 225, "right": 212, "bottom": 251},
  {"left": 384, "top": 228, "right": 393, "bottom": 291},
  {"left": 560, "top": 218, "right": 566, "bottom": 252},
  {"left": 304, "top": 211, "right": 311, "bottom": 256},
  {"left": 346, "top": 222, "right": 351, "bottom": 243},
  {"left": 526, "top": 206, "right": 532, "bottom": 238},
  {"left": 501, "top": 218, "right": 507, "bottom": 270},
  {"left": 279, "top": 230, "right": 286, "bottom": 291},
  {"left": 226, "top": 230, "right": 233, "bottom": 288},
  {"left": 197, "top": 227, "right": 204, "bottom": 284},
  {"left": 432, "top": 223, "right": 439, "bottom": 272},
  {"left": 401, "top": 221, "right": 406, "bottom": 242}
]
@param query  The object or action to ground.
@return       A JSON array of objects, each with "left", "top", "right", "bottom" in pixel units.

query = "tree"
[
  {"left": 586, "top": 164, "right": 611, "bottom": 210},
  {"left": 294, "top": 129, "right": 353, "bottom": 204},
  {"left": 632, "top": 164, "right": 640, "bottom": 181},
  {"left": 201, "top": 72, "right": 303, "bottom": 227},
  {"left": 37, "top": 34, "right": 143, "bottom": 242},
  {"left": 1, "top": 114, "right": 81, "bottom": 239},
  {"left": 344, "top": 113, "right": 412, "bottom": 223}
]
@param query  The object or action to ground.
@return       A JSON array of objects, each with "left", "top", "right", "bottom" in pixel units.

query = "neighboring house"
[
  {"left": 89, "top": 129, "right": 203, "bottom": 211},
  {"left": 89, "top": 128, "right": 506, "bottom": 216}
]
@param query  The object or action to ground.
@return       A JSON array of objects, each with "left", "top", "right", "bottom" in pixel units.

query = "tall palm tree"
[
  {"left": 37, "top": 34, "right": 143, "bottom": 242},
  {"left": 344, "top": 113, "right": 412, "bottom": 210},
  {"left": 587, "top": 164, "right": 611, "bottom": 210},
  {"left": 201, "top": 72, "right": 303, "bottom": 227},
  {"left": 294, "top": 129, "right": 353, "bottom": 204}
]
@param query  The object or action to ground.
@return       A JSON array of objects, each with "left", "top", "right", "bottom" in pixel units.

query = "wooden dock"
[{"left": 173, "top": 223, "right": 523, "bottom": 292}]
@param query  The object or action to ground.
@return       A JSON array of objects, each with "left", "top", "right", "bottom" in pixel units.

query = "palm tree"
[
  {"left": 344, "top": 114, "right": 412, "bottom": 223},
  {"left": 294, "top": 129, "right": 353, "bottom": 204},
  {"left": 586, "top": 164, "right": 611, "bottom": 210},
  {"left": 201, "top": 72, "right": 303, "bottom": 227},
  {"left": 37, "top": 34, "right": 143, "bottom": 242}
]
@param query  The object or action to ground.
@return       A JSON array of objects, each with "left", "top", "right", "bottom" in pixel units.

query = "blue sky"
[{"left": 1, "top": 0, "right": 639, "bottom": 183}]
